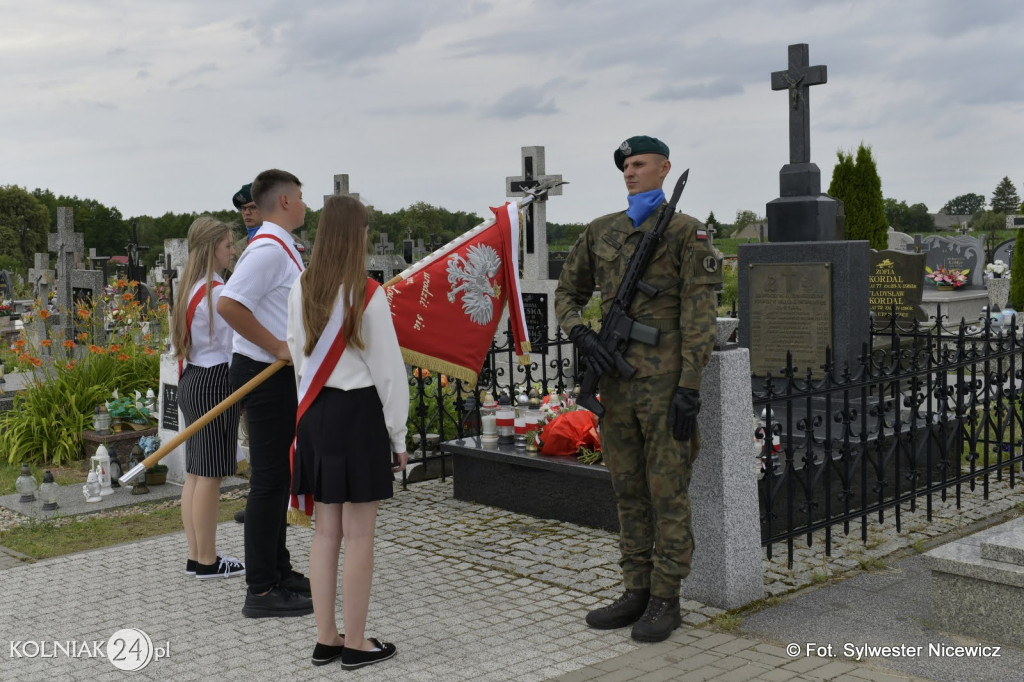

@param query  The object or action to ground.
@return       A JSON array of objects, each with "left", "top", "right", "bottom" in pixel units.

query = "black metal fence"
[
  {"left": 755, "top": 307, "right": 1024, "bottom": 567},
  {"left": 402, "top": 324, "right": 577, "bottom": 484}
]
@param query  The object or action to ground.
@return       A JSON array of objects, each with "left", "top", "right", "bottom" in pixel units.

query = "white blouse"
[
  {"left": 184, "top": 274, "right": 233, "bottom": 367},
  {"left": 286, "top": 280, "right": 409, "bottom": 453}
]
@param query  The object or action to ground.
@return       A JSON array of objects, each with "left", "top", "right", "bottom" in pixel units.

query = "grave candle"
[
  {"left": 496, "top": 392, "right": 515, "bottom": 445},
  {"left": 514, "top": 393, "right": 529, "bottom": 449},
  {"left": 480, "top": 392, "right": 498, "bottom": 447}
]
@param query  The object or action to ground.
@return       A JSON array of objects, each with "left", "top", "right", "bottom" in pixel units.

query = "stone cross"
[
  {"left": 375, "top": 232, "right": 393, "bottom": 256},
  {"left": 325, "top": 173, "right": 360, "bottom": 205},
  {"left": 506, "top": 146, "right": 563, "bottom": 281},
  {"left": 47, "top": 208, "right": 84, "bottom": 319},
  {"left": 771, "top": 43, "right": 827, "bottom": 165},
  {"left": 88, "top": 247, "right": 111, "bottom": 286},
  {"left": 27, "top": 253, "right": 54, "bottom": 302}
]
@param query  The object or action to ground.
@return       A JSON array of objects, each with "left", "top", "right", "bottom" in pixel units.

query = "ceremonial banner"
[{"left": 385, "top": 202, "right": 531, "bottom": 386}]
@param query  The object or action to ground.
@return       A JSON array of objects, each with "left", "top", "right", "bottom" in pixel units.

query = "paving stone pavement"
[{"left": 1, "top": 476, "right": 1023, "bottom": 681}]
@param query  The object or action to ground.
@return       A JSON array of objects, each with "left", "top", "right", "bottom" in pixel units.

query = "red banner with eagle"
[{"left": 384, "top": 202, "right": 531, "bottom": 387}]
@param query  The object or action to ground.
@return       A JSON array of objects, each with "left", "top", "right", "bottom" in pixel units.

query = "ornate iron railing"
[{"left": 755, "top": 307, "right": 1024, "bottom": 566}]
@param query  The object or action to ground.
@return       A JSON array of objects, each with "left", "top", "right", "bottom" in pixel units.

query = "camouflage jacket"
[{"left": 554, "top": 208, "right": 721, "bottom": 390}]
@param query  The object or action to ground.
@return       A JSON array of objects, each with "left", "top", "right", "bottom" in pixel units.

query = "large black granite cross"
[{"left": 771, "top": 43, "right": 827, "bottom": 165}]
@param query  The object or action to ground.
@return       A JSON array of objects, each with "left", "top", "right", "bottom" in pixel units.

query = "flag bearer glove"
[
  {"left": 668, "top": 387, "right": 700, "bottom": 441},
  {"left": 569, "top": 325, "right": 614, "bottom": 375}
]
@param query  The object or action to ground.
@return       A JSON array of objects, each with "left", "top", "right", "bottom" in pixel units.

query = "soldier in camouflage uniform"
[{"left": 554, "top": 135, "right": 721, "bottom": 642}]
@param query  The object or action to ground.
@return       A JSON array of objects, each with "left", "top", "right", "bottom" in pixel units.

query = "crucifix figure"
[
  {"left": 771, "top": 43, "right": 827, "bottom": 165},
  {"left": 506, "top": 146, "right": 562, "bottom": 280}
]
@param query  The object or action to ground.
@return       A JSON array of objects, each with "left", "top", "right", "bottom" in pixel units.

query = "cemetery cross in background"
[
  {"left": 506, "top": 146, "right": 562, "bottom": 280},
  {"left": 47, "top": 208, "right": 84, "bottom": 325}
]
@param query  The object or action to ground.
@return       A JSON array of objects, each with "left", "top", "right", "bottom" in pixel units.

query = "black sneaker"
[
  {"left": 185, "top": 559, "right": 197, "bottom": 575},
  {"left": 585, "top": 589, "right": 650, "bottom": 629},
  {"left": 341, "top": 639, "right": 397, "bottom": 670},
  {"left": 195, "top": 555, "right": 245, "bottom": 579},
  {"left": 234, "top": 510, "right": 245, "bottom": 524},
  {"left": 280, "top": 570, "right": 311, "bottom": 595},
  {"left": 630, "top": 596, "right": 682, "bottom": 642},
  {"left": 242, "top": 587, "right": 313, "bottom": 618}
]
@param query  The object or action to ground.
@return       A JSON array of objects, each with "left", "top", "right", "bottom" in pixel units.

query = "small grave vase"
[{"left": 987, "top": 276, "right": 1011, "bottom": 310}]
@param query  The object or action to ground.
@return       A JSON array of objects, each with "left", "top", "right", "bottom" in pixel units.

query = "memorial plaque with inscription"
[
  {"left": 748, "top": 262, "right": 832, "bottom": 376},
  {"left": 521, "top": 292, "right": 549, "bottom": 351},
  {"left": 161, "top": 382, "right": 179, "bottom": 432},
  {"left": 869, "top": 250, "right": 925, "bottom": 321}
]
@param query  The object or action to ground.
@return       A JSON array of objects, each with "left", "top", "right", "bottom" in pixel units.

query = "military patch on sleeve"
[
  {"left": 702, "top": 255, "right": 719, "bottom": 273},
  {"left": 696, "top": 229, "right": 708, "bottom": 241}
]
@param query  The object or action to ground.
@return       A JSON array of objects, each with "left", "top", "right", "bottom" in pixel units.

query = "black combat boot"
[
  {"left": 630, "top": 596, "right": 682, "bottom": 642},
  {"left": 585, "top": 588, "right": 650, "bottom": 629}
]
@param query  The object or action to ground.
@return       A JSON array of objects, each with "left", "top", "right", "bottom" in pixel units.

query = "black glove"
[
  {"left": 569, "top": 326, "right": 614, "bottom": 375},
  {"left": 668, "top": 387, "right": 700, "bottom": 441}
]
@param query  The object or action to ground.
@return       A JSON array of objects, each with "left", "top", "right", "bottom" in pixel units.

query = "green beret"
[
  {"left": 232, "top": 183, "right": 253, "bottom": 209},
  {"left": 614, "top": 135, "right": 670, "bottom": 170}
]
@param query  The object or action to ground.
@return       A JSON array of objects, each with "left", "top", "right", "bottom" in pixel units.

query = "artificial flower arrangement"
[
  {"left": 106, "top": 388, "right": 153, "bottom": 424},
  {"left": 985, "top": 260, "right": 1010, "bottom": 279},
  {"left": 925, "top": 266, "right": 969, "bottom": 289},
  {"left": 0, "top": 300, "right": 14, "bottom": 317},
  {"left": 523, "top": 387, "right": 602, "bottom": 463}
]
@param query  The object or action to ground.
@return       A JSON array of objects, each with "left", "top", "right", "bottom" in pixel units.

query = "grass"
[
  {"left": 0, "top": 496, "right": 247, "bottom": 561},
  {"left": 0, "top": 459, "right": 90, "bottom": 491}
]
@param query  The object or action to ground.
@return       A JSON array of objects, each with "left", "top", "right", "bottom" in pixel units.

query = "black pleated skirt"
[
  {"left": 178, "top": 363, "right": 240, "bottom": 477},
  {"left": 291, "top": 386, "right": 394, "bottom": 504}
]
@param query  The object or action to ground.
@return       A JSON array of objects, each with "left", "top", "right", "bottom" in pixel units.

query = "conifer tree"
[
  {"left": 827, "top": 144, "right": 887, "bottom": 249},
  {"left": 990, "top": 177, "right": 1021, "bottom": 215}
]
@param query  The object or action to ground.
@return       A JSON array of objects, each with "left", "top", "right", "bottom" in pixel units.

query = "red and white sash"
[
  {"left": 290, "top": 279, "right": 380, "bottom": 515},
  {"left": 178, "top": 282, "right": 223, "bottom": 378},
  {"left": 248, "top": 233, "right": 303, "bottom": 272}
]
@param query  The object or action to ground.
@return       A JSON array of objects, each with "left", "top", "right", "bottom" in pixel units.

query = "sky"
[{"left": 4, "top": 0, "right": 1024, "bottom": 229}]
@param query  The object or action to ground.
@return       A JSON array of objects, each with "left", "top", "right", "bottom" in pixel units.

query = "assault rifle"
[{"left": 576, "top": 169, "right": 689, "bottom": 418}]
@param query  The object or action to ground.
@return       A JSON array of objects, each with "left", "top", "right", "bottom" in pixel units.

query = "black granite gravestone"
[
  {"left": 993, "top": 239, "right": 1015, "bottom": 270},
  {"left": 739, "top": 43, "right": 869, "bottom": 377},
  {"left": 869, "top": 250, "right": 926, "bottom": 321}
]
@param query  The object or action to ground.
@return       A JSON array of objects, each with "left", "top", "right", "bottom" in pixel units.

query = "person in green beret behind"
[{"left": 555, "top": 135, "right": 721, "bottom": 643}]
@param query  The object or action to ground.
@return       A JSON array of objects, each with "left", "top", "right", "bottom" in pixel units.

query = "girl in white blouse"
[
  {"left": 172, "top": 217, "right": 244, "bottom": 580},
  {"left": 287, "top": 195, "right": 408, "bottom": 670}
]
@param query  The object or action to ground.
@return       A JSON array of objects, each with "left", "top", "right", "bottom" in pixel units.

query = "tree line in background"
[{"left": 3, "top": 160, "right": 1023, "bottom": 277}]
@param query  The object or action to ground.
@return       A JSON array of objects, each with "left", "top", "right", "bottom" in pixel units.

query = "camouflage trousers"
[{"left": 600, "top": 372, "right": 698, "bottom": 599}]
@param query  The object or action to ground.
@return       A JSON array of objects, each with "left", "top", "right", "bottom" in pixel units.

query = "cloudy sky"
[{"left": 4, "top": 0, "right": 1024, "bottom": 228}]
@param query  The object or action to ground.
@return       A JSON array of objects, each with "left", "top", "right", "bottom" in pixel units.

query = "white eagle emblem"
[{"left": 447, "top": 244, "right": 502, "bottom": 325}]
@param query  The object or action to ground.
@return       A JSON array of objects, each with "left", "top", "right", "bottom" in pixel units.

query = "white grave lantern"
[
  {"left": 480, "top": 392, "right": 498, "bottom": 447},
  {"left": 91, "top": 444, "right": 115, "bottom": 496}
]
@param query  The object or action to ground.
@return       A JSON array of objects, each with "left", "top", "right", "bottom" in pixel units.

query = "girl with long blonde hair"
[{"left": 172, "top": 216, "right": 244, "bottom": 580}]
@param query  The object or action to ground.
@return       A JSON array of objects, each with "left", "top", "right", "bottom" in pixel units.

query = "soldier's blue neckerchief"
[
  {"left": 246, "top": 225, "right": 260, "bottom": 242},
  {"left": 626, "top": 189, "right": 665, "bottom": 228}
]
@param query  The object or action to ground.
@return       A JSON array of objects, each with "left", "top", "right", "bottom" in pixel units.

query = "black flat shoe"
[
  {"left": 340, "top": 638, "right": 397, "bottom": 670},
  {"left": 311, "top": 641, "right": 345, "bottom": 666}
]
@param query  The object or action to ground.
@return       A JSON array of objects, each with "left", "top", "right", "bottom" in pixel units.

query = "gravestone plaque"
[
  {"left": 548, "top": 251, "right": 568, "bottom": 280},
  {"left": 748, "top": 262, "right": 832, "bottom": 377},
  {"left": 521, "top": 292, "right": 549, "bottom": 352},
  {"left": 869, "top": 250, "right": 926, "bottom": 321},
  {"left": 917, "top": 235, "right": 986, "bottom": 288},
  {"left": 161, "top": 382, "right": 179, "bottom": 431},
  {"left": 993, "top": 239, "right": 1015, "bottom": 270}
]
